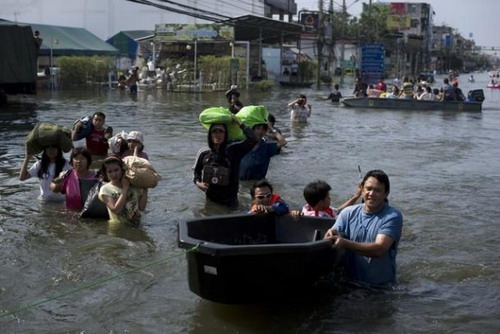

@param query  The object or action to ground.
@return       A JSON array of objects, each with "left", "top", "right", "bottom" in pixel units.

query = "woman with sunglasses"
[{"left": 249, "top": 180, "right": 289, "bottom": 216}]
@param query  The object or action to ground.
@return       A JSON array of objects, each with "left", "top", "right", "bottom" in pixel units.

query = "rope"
[{"left": 1, "top": 244, "right": 200, "bottom": 319}]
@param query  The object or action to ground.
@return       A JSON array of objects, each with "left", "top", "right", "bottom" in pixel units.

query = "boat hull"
[
  {"left": 342, "top": 97, "right": 482, "bottom": 112},
  {"left": 178, "top": 214, "right": 336, "bottom": 304}
]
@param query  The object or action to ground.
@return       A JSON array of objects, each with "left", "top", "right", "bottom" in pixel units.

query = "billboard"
[
  {"left": 154, "top": 24, "right": 234, "bottom": 42},
  {"left": 300, "top": 12, "right": 319, "bottom": 34},
  {"left": 387, "top": 15, "right": 411, "bottom": 30}
]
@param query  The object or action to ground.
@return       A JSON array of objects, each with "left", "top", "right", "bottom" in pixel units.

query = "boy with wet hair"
[{"left": 292, "top": 180, "right": 362, "bottom": 219}]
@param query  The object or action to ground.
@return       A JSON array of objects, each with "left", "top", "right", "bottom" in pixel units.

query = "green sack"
[
  {"left": 199, "top": 107, "right": 244, "bottom": 141},
  {"left": 25, "top": 123, "right": 73, "bottom": 155},
  {"left": 236, "top": 105, "right": 269, "bottom": 129}
]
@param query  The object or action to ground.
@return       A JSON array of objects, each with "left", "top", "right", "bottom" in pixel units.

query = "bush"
[
  {"left": 58, "top": 56, "right": 114, "bottom": 87},
  {"left": 160, "top": 55, "right": 247, "bottom": 88},
  {"left": 298, "top": 60, "right": 317, "bottom": 82},
  {"left": 251, "top": 79, "right": 274, "bottom": 91}
]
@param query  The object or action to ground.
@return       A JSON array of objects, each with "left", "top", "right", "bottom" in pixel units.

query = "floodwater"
[{"left": 1, "top": 72, "right": 499, "bottom": 333}]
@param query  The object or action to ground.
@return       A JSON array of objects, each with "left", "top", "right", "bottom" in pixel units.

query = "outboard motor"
[{"left": 467, "top": 89, "right": 485, "bottom": 102}]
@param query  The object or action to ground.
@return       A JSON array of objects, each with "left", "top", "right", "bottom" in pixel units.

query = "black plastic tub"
[{"left": 178, "top": 214, "right": 337, "bottom": 304}]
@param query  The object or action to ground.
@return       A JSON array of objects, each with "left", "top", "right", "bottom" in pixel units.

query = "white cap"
[{"left": 127, "top": 131, "right": 144, "bottom": 144}]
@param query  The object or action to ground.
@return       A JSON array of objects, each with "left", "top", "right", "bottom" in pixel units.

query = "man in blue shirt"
[
  {"left": 239, "top": 121, "right": 287, "bottom": 181},
  {"left": 325, "top": 170, "right": 403, "bottom": 288}
]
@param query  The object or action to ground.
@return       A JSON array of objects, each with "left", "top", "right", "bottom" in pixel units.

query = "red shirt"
[
  {"left": 376, "top": 82, "right": 387, "bottom": 92},
  {"left": 86, "top": 129, "right": 108, "bottom": 155}
]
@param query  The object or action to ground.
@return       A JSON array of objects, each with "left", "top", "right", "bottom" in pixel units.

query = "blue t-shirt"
[
  {"left": 239, "top": 139, "right": 280, "bottom": 180},
  {"left": 332, "top": 203, "right": 403, "bottom": 287}
]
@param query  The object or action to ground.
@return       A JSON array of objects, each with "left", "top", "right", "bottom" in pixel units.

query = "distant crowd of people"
[{"left": 349, "top": 76, "right": 470, "bottom": 102}]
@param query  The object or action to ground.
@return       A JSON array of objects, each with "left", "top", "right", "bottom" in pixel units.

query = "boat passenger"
[
  {"left": 19, "top": 145, "right": 71, "bottom": 201},
  {"left": 414, "top": 85, "right": 424, "bottom": 99},
  {"left": 452, "top": 81, "right": 466, "bottom": 101},
  {"left": 441, "top": 78, "right": 456, "bottom": 101},
  {"left": 291, "top": 180, "right": 362, "bottom": 219},
  {"left": 72, "top": 112, "right": 113, "bottom": 165},
  {"left": 433, "top": 88, "right": 441, "bottom": 100},
  {"left": 239, "top": 120, "right": 287, "bottom": 181},
  {"left": 324, "top": 169, "right": 403, "bottom": 288},
  {"left": 375, "top": 77, "right": 387, "bottom": 93},
  {"left": 50, "top": 149, "right": 98, "bottom": 211},
  {"left": 289, "top": 94, "right": 312, "bottom": 123},
  {"left": 417, "top": 86, "right": 435, "bottom": 101},
  {"left": 398, "top": 77, "right": 414, "bottom": 99},
  {"left": 386, "top": 85, "right": 400, "bottom": 99},
  {"left": 121, "top": 131, "right": 149, "bottom": 160},
  {"left": 249, "top": 180, "right": 289, "bottom": 216},
  {"left": 98, "top": 157, "right": 148, "bottom": 226},
  {"left": 193, "top": 115, "right": 258, "bottom": 208},
  {"left": 367, "top": 85, "right": 383, "bottom": 98},
  {"left": 353, "top": 77, "right": 368, "bottom": 97}
]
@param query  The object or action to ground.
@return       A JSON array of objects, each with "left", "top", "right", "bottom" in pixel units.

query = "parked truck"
[{"left": 0, "top": 21, "right": 38, "bottom": 104}]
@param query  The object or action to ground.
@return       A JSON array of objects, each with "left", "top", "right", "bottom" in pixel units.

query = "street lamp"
[
  {"left": 186, "top": 40, "right": 198, "bottom": 84},
  {"left": 150, "top": 41, "right": 156, "bottom": 64},
  {"left": 50, "top": 37, "right": 59, "bottom": 90},
  {"left": 229, "top": 42, "right": 235, "bottom": 58}
]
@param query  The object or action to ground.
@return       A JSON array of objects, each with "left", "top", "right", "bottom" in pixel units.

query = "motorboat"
[{"left": 342, "top": 89, "right": 485, "bottom": 112}]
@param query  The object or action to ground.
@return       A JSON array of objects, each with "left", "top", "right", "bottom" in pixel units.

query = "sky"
[
  {"left": 296, "top": 0, "right": 500, "bottom": 48},
  {"left": 1, "top": 0, "right": 498, "bottom": 51}
]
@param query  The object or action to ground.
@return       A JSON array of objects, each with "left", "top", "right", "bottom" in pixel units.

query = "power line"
[
  {"left": 154, "top": 0, "right": 231, "bottom": 20},
  {"left": 124, "top": 0, "right": 230, "bottom": 22},
  {"left": 186, "top": 0, "right": 266, "bottom": 14}
]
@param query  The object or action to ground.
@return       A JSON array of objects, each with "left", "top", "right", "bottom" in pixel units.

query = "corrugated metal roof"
[
  {"left": 220, "top": 15, "right": 303, "bottom": 44},
  {"left": 121, "top": 30, "right": 155, "bottom": 41},
  {"left": 29, "top": 23, "right": 118, "bottom": 56}
]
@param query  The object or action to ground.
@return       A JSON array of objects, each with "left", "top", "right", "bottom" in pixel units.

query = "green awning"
[{"left": 29, "top": 23, "right": 118, "bottom": 56}]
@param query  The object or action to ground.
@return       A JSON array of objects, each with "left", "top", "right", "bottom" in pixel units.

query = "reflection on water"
[{"left": 1, "top": 73, "right": 500, "bottom": 332}]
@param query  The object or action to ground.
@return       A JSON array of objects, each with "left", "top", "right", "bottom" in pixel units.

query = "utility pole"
[
  {"left": 340, "top": 0, "right": 346, "bottom": 84},
  {"left": 317, "top": 0, "right": 324, "bottom": 89},
  {"left": 328, "top": 0, "right": 334, "bottom": 80}
]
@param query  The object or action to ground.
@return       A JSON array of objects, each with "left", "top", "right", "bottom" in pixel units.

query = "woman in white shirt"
[{"left": 19, "top": 145, "right": 71, "bottom": 201}]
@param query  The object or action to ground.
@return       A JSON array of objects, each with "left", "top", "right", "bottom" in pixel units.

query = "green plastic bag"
[
  {"left": 236, "top": 105, "right": 269, "bottom": 129},
  {"left": 25, "top": 123, "right": 73, "bottom": 155},
  {"left": 199, "top": 107, "right": 244, "bottom": 141}
]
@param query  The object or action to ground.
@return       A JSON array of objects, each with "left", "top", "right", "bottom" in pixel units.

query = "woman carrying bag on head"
[{"left": 193, "top": 115, "right": 258, "bottom": 208}]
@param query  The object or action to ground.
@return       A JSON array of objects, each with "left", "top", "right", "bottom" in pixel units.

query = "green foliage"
[
  {"left": 160, "top": 55, "right": 247, "bottom": 87},
  {"left": 58, "top": 56, "right": 114, "bottom": 87},
  {"left": 298, "top": 60, "right": 317, "bottom": 82},
  {"left": 330, "top": 3, "right": 389, "bottom": 42},
  {"left": 358, "top": 4, "right": 390, "bottom": 42},
  {"left": 251, "top": 79, "right": 274, "bottom": 91}
]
